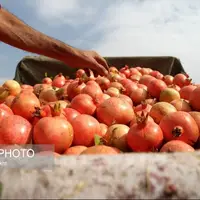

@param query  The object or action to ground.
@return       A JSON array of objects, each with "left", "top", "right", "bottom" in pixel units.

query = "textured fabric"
[{"left": 13, "top": 55, "right": 186, "bottom": 85}]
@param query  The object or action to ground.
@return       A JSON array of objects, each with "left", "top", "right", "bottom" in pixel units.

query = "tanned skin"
[{"left": 0, "top": 6, "right": 108, "bottom": 75}]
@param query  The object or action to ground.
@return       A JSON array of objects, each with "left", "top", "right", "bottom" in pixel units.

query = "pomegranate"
[
  {"left": 134, "top": 102, "right": 152, "bottom": 115},
  {"left": 4, "top": 95, "right": 15, "bottom": 108},
  {"left": 63, "top": 108, "right": 80, "bottom": 124},
  {"left": 160, "top": 140, "right": 194, "bottom": 152},
  {"left": 52, "top": 73, "right": 66, "bottom": 88},
  {"left": 144, "top": 98, "right": 157, "bottom": 106},
  {"left": 0, "top": 103, "right": 13, "bottom": 123},
  {"left": 70, "top": 94, "right": 96, "bottom": 115},
  {"left": 99, "top": 123, "right": 108, "bottom": 137},
  {"left": 180, "top": 85, "right": 197, "bottom": 101},
  {"left": 81, "top": 80, "right": 103, "bottom": 100},
  {"left": 118, "top": 94, "right": 133, "bottom": 107},
  {"left": 48, "top": 100, "right": 69, "bottom": 110},
  {"left": 189, "top": 87, "right": 200, "bottom": 111},
  {"left": 33, "top": 84, "right": 52, "bottom": 96},
  {"left": 122, "top": 81, "right": 138, "bottom": 96},
  {"left": 95, "top": 93, "right": 110, "bottom": 107},
  {"left": 96, "top": 97, "right": 134, "bottom": 126},
  {"left": 95, "top": 76, "right": 110, "bottom": 91},
  {"left": 2, "top": 80, "right": 21, "bottom": 96},
  {"left": 119, "top": 65, "right": 131, "bottom": 78},
  {"left": 149, "top": 102, "right": 177, "bottom": 124},
  {"left": 188, "top": 111, "right": 200, "bottom": 131},
  {"left": 42, "top": 77, "right": 52, "bottom": 85},
  {"left": 168, "top": 84, "right": 181, "bottom": 92},
  {"left": 130, "top": 74, "right": 141, "bottom": 82},
  {"left": 130, "top": 68, "right": 142, "bottom": 76},
  {"left": 39, "top": 88, "right": 64, "bottom": 104},
  {"left": 81, "top": 145, "right": 121, "bottom": 155},
  {"left": 130, "top": 112, "right": 154, "bottom": 127},
  {"left": 67, "top": 80, "right": 86, "bottom": 100},
  {"left": 103, "top": 124, "right": 130, "bottom": 152},
  {"left": 105, "top": 87, "right": 120, "bottom": 97},
  {"left": 173, "top": 73, "right": 191, "bottom": 88},
  {"left": 148, "top": 79, "right": 167, "bottom": 99},
  {"left": 71, "top": 114, "right": 101, "bottom": 146},
  {"left": 130, "top": 87, "right": 148, "bottom": 105},
  {"left": 109, "top": 82, "right": 125, "bottom": 91},
  {"left": 0, "top": 115, "right": 32, "bottom": 144},
  {"left": 150, "top": 70, "right": 163, "bottom": 79},
  {"left": 64, "top": 146, "right": 88, "bottom": 155},
  {"left": 159, "top": 88, "right": 180, "bottom": 103},
  {"left": 170, "top": 99, "right": 192, "bottom": 112},
  {"left": 33, "top": 116, "right": 74, "bottom": 154},
  {"left": 127, "top": 113, "right": 164, "bottom": 152},
  {"left": 11, "top": 92, "right": 40, "bottom": 121},
  {"left": 163, "top": 75, "right": 174, "bottom": 85},
  {"left": 159, "top": 111, "right": 199, "bottom": 146},
  {"left": 139, "top": 75, "right": 155, "bottom": 87}
]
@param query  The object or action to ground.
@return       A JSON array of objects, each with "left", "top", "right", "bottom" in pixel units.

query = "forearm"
[{"left": 0, "top": 6, "right": 78, "bottom": 62}]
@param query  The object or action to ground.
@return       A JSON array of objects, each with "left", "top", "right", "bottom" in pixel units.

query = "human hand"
[{"left": 64, "top": 49, "right": 109, "bottom": 76}]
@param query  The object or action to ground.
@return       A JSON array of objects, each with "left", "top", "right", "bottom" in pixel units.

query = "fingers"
[
  {"left": 91, "top": 60, "right": 108, "bottom": 76},
  {"left": 95, "top": 55, "right": 109, "bottom": 71}
]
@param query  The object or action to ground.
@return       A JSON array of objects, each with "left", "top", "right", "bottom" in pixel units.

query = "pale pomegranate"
[
  {"left": 3, "top": 80, "right": 21, "bottom": 96},
  {"left": 159, "top": 88, "right": 180, "bottom": 103},
  {"left": 105, "top": 87, "right": 120, "bottom": 97},
  {"left": 159, "top": 111, "right": 199, "bottom": 146},
  {"left": 130, "top": 68, "right": 142, "bottom": 76},
  {"left": 163, "top": 75, "right": 174, "bottom": 85},
  {"left": 103, "top": 124, "right": 130, "bottom": 152},
  {"left": 95, "top": 76, "right": 110, "bottom": 91},
  {"left": 33, "top": 84, "right": 52, "bottom": 97},
  {"left": 170, "top": 99, "right": 192, "bottom": 112},
  {"left": 130, "top": 87, "right": 148, "bottom": 105},
  {"left": 149, "top": 102, "right": 177, "bottom": 124},
  {"left": 96, "top": 97, "right": 134, "bottom": 126}
]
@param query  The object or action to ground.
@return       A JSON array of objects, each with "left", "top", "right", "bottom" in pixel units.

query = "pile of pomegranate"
[{"left": 0, "top": 65, "right": 200, "bottom": 156}]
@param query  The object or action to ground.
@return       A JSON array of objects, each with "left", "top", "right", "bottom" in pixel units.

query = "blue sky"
[{"left": 0, "top": 0, "right": 200, "bottom": 84}]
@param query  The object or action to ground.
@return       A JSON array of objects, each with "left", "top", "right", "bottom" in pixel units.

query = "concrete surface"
[{"left": 0, "top": 152, "right": 200, "bottom": 199}]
